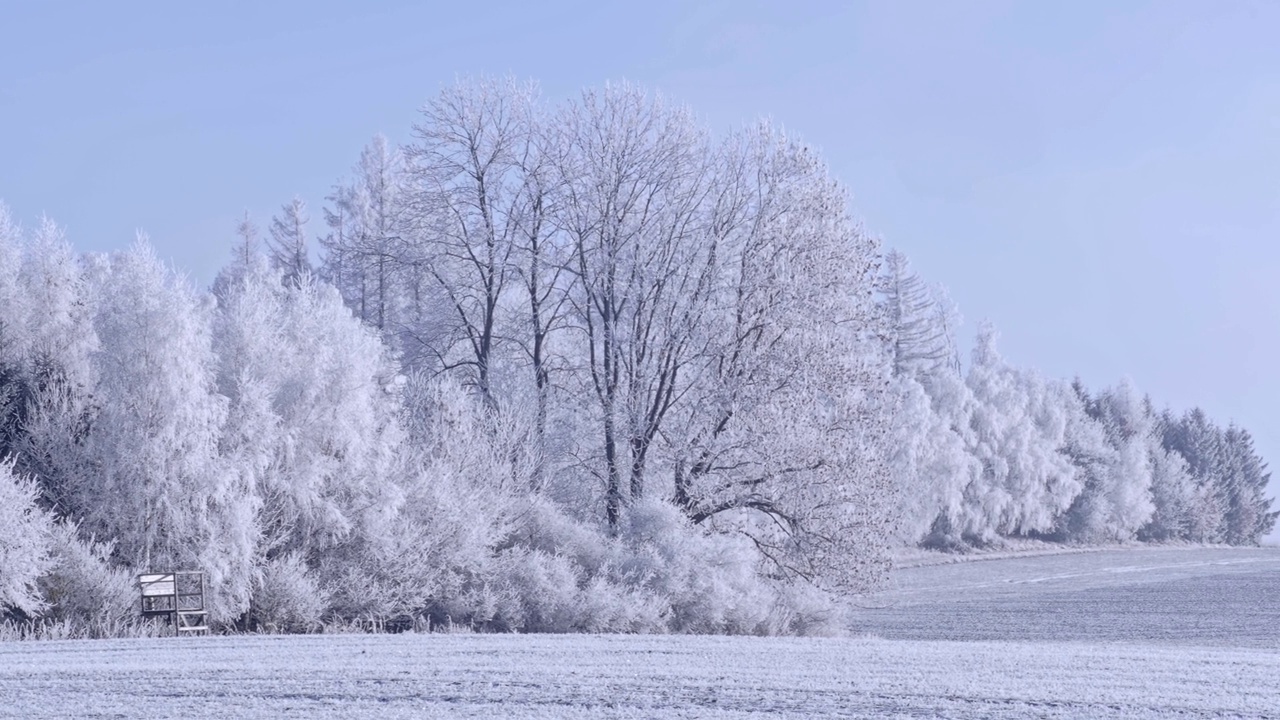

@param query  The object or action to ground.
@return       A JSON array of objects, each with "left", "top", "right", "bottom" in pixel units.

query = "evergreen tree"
[
  {"left": 1161, "top": 408, "right": 1229, "bottom": 542},
  {"left": 1219, "top": 425, "right": 1278, "bottom": 544}
]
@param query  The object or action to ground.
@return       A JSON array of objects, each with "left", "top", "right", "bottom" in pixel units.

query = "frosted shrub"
[
  {"left": 511, "top": 499, "right": 667, "bottom": 632},
  {"left": 571, "top": 574, "right": 668, "bottom": 634},
  {"left": 765, "top": 582, "right": 846, "bottom": 637},
  {"left": 618, "top": 499, "right": 773, "bottom": 634},
  {"left": 442, "top": 496, "right": 841, "bottom": 635},
  {"left": 480, "top": 548, "right": 581, "bottom": 632},
  {"left": 37, "top": 524, "right": 135, "bottom": 630},
  {"left": 615, "top": 500, "right": 852, "bottom": 636},
  {"left": 427, "top": 499, "right": 666, "bottom": 633},
  {"left": 512, "top": 496, "right": 612, "bottom": 575},
  {"left": 251, "top": 553, "right": 328, "bottom": 633}
]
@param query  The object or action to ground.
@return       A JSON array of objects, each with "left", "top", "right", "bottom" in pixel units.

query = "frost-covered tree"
[
  {"left": 1160, "top": 408, "right": 1228, "bottom": 541},
  {"left": 212, "top": 257, "right": 404, "bottom": 622},
  {"left": 1141, "top": 435, "right": 1201, "bottom": 542},
  {"left": 369, "top": 374, "right": 521, "bottom": 619},
  {"left": 880, "top": 249, "right": 953, "bottom": 379},
  {"left": 551, "top": 84, "right": 715, "bottom": 527},
  {"left": 959, "top": 324, "right": 1079, "bottom": 541},
  {"left": 0, "top": 458, "right": 55, "bottom": 616},
  {"left": 1058, "top": 379, "right": 1155, "bottom": 543},
  {"left": 11, "top": 219, "right": 99, "bottom": 517},
  {"left": 1095, "top": 381, "right": 1158, "bottom": 537},
  {"left": 212, "top": 212, "right": 263, "bottom": 302},
  {"left": 876, "top": 249, "right": 978, "bottom": 545},
  {"left": 1058, "top": 383, "right": 1120, "bottom": 542},
  {"left": 913, "top": 366, "right": 985, "bottom": 546},
  {"left": 234, "top": 211, "right": 260, "bottom": 271},
  {"left": 268, "top": 196, "right": 310, "bottom": 286},
  {"left": 21, "top": 219, "right": 96, "bottom": 382},
  {"left": 0, "top": 204, "right": 27, "bottom": 463},
  {"left": 1149, "top": 408, "right": 1278, "bottom": 543},
  {"left": 887, "top": 373, "right": 979, "bottom": 545},
  {"left": 1218, "top": 425, "right": 1278, "bottom": 544},
  {"left": 404, "top": 77, "right": 542, "bottom": 406},
  {"left": 23, "top": 242, "right": 254, "bottom": 619},
  {"left": 76, "top": 243, "right": 226, "bottom": 570},
  {"left": 320, "top": 135, "right": 409, "bottom": 346},
  {"left": 660, "top": 123, "right": 894, "bottom": 590},
  {"left": 504, "top": 102, "right": 570, "bottom": 492}
]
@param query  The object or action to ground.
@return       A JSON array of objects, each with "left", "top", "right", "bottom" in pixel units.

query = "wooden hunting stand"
[{"left": 138, "top": 571, "right": 208, "bottom": 636}]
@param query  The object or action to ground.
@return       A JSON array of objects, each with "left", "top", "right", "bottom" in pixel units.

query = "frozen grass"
[{"left": 1, "top": 546, "right": 1277, "bottom": 718}]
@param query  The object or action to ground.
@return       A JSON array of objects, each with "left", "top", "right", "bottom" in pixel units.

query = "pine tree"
[
  {"left": 1161, "top": 408, "right": 1229, "bottom": 542},
  {"left": 1219, "top": 425, "right": 1278, "bottom": 544}
]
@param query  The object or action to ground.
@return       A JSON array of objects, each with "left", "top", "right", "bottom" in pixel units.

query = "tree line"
[
  {"left": 0, "top": 78, "right": 1273, "bottom": 636},
  {"left": 881, "top": 250, "right": 1276, "bottom": 548}
]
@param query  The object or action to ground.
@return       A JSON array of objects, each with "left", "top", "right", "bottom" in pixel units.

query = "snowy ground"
[
  {"left": 2, "top": 547, "right": 1277, "bottom": 719},
  {"left": 853, "top": 545, "right": 1280, "bottom": 646}
]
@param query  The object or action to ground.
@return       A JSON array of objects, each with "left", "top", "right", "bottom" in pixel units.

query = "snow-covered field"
[
  {"left": 2, "top": 547, "right": 1277, "bottom": 719},
  {"left": 853, "top": 545, "right": 1280, "bottom": 646}
]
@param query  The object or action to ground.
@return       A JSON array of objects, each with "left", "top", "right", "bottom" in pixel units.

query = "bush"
[
  {"left": 420, "top": 497, "right": 844, "bottom": 636},
  {"left": 617, "top": 499, "right": 773, "bottom": 634},
  {"left": 36, "top": 523, "right": 135, "bottom": 631},
  {"left": 421, "top": 503, "right": 669, "bottom": 633},
  {"left": 250, "top": 553, "right": 328, "bottom": 633}
]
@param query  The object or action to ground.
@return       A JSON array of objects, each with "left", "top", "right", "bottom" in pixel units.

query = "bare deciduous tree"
[
  {"left": 404, "top": 77, "right": 537, "bottom": 409},
  {"left": 552, "top": 84, "right": 713, "bottom": 529}
]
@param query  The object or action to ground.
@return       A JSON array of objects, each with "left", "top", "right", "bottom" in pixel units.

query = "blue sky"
[{"left": 3, "top": 0, "right": 1279, "bottom": 536}]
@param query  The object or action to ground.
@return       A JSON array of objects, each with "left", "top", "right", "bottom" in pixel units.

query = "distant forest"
[{"left": 1, "top": 78, "right": 1274, "bottom": 637}]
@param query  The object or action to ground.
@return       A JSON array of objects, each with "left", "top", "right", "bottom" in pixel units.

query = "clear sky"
[{"left": 3, "top": 0, "right": 1278, "bottom": 538}]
